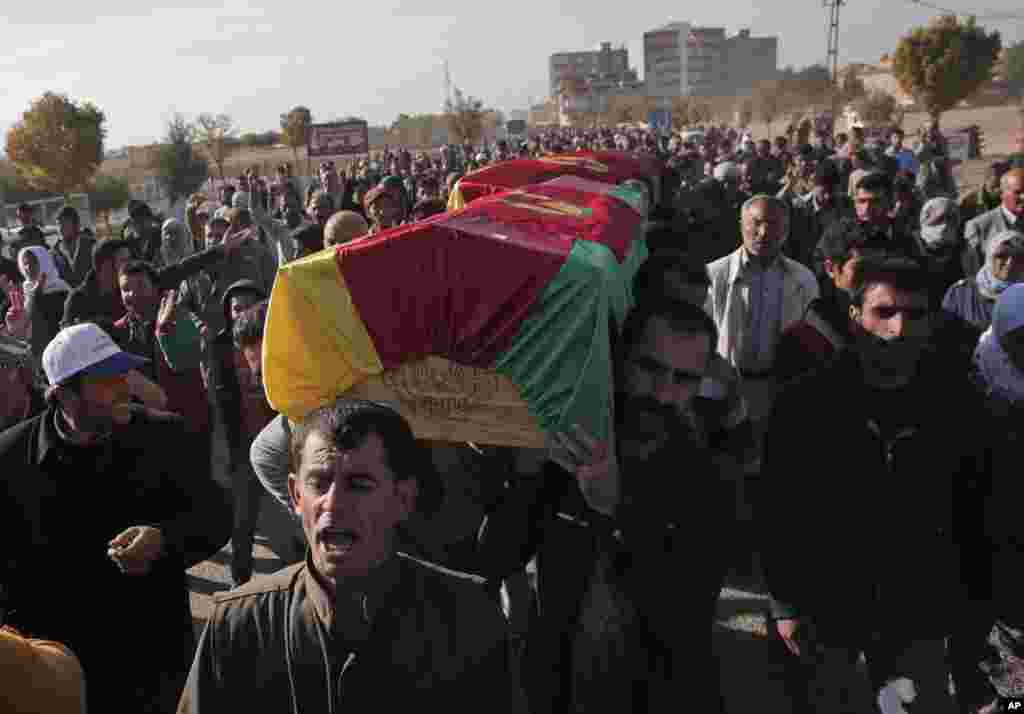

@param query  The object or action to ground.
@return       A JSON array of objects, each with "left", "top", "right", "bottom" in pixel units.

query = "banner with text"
[{"left": 308, "top": 120, "right": 370, "bottom": 157}]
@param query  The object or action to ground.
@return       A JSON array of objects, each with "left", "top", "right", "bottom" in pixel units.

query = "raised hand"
[{"left": 156, "top": 289, "right": 177, "bottom": 331}]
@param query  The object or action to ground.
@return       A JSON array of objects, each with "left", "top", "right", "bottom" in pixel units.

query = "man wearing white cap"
[{"left": 0, "top": 322, "right": 232, "bottom": 714}]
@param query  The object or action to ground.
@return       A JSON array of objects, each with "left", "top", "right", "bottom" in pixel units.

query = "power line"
[{"left": 903, "top": 0, "right": 1024, "bottom": 21}]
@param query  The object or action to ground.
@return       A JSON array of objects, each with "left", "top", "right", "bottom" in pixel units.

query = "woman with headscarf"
[
  {"left": 971, "top": 283, "right": 1024, "bottom": 713},
  {"left": 915, "top": 197, "right": 963, "bottom": 309},
  {"left": 943, "top": 230, "right": 1024, "bottom": 332},
  {"left": 17, "top": 246, "right": 71, "bottom": 361}
]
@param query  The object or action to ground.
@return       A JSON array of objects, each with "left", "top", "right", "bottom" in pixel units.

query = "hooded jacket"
[{"left": 210, "top": 280, "right": 272, "bottom": 466}]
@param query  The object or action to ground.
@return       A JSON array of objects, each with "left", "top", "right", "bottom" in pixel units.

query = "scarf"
[
  {"left": 975, "top": 327, "right": 1024, "bottom": 404},
  {"left": 18, "top": 246, "right": 71, "bottom": 296},
  {"left": 976, "top": 230, "right": 1024, "bottom": 300},
  {"left": 975, "top": 283, "right": 1024, "bottom": 404}
]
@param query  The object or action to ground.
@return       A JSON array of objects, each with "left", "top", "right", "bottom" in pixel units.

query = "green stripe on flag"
[{"left": 495, "top": 234, "right": 648, "bottom": 444}]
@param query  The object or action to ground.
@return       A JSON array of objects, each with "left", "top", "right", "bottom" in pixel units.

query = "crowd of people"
[{"left": 1, "top": 115, "right": 1024, "bottom": 714}]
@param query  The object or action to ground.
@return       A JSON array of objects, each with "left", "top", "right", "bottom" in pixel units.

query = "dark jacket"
[
  {"left": 209, "top": 280, "right": 269, "bottom": 466},
  {"left": 763, "top": 349, "right": 991, "bottom": 645},
  {"left": 62, "top": 243, "right": 229, "bottom": 331},
  {"left": 775, "top": 291, "right": 852, "bottom": 383},
  {"left": 478, "top": 455, "right": 733, "bottom": 714},
  {"left": 2, "top": 225, "right": 48, "bottom": 261},
  {"left": 51, "top": 234, "right": 96, "bottom": 288},
  {"left": 677, "top": 178, "right": 748, "bottom": 265},
  {"left": 179, "top": 554, "right": 525, "bottom": 714},
  {"left": 25, "top": 289, "right": 67, "bottom": 362},
  {"left": 784, "top": 192, "right": 851, "bottom": 269},
  {"left": 0, "top": 405, "right": 231, "bottom": 713}
]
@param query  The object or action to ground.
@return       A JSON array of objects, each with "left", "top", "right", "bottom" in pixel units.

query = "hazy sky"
[{"left": 1, "top": 0, "right": 1021, "bottom": 149}]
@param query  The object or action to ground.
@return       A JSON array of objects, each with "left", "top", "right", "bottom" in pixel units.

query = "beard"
[
  {"left": 615, "top": 392, "right": 700, "bottom": 469},
  {"left": 852, "top": 322, "right": 927, "bottom": 388}
]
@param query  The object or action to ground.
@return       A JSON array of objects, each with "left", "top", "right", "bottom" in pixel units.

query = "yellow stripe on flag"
[
  {"left": 446, "top": 182, "right": 466, "bottom": 212},
  {"left": 263, "top": 247, "right": 383, "bottom": 421}
]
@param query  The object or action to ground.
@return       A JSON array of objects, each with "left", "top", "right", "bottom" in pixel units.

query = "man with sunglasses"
[{"left": 0, "top": 322, "right": 231, "bottom": 713}]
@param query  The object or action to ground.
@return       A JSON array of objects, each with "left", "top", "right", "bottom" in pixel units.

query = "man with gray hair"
[{"left": 706, "top": 195, "right": 818, "bottom": 456}]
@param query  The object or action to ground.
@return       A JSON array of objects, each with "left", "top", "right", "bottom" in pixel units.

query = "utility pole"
[
  {"left": 824, "top": 0, "right": 845, "bottom": 131},
  {"left": 443, "top": 60, "right": 453, "bottom": 112},
  {"left": 824, "top": 0, "right": 844, "bottom": 84}
]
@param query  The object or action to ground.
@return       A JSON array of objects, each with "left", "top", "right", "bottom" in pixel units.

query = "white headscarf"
[
  {"left": 161, "top": 218, "right": 193, "bottom": 266},
  {"left": 18, "top": 246, "right": 71, "bottom": 296},
  {"left": 974, "top": 282, "right": 1024, "bottom": 404}
]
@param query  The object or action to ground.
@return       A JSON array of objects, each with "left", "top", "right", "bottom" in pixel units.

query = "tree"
[
  {"left": 735, "top": 97, "right": 754, "bottom": 127},
  {"left": 239, "top": 131, "right": 279, "bottom": 147},
  {"left": 852, "top": 90, "right": 903, "bottom": 128},
  {"left": 752, "top": 80, "right": 788, "bottom": 136},
  {"left": 280, "top": 106, "right": 313, "bottom": 164},
  {"left": 445, "top": 87, "right": 485, "bottom": 145},
  {"left": 892, "top": 14, "right": 1001, "bottom": 122},
  {"left": 155, "top": 114, "right": 208, "bottom": 206},
  {"left": 195, "top": 113, "right": 235, "bottom": 179},
  {"left": 87, "top": 175, "right": 132, "bottom": 237},
  {"left": 839, "top": 70, "right": 867, "bottom": 105},
  {"left": 670, "top": 97, "right": 693, "bottom": 130},
  {"left": 5, "top": 92, "right": 106, "bottom": 196},
  {"left": 1007, "top": 41, "right": 1024, "bottom": 97}
]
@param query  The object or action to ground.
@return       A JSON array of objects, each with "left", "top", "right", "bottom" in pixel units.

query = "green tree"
[
  {"left": 280, "top": 106, "right": 313, "bottom": 164},
  {"left": 87, "top": 175, "right": 132, "bottom": 237},
  {"left": 195, "top": 113, "right": 235, "bottom": 179},
  {"left": 445, "top": 87, "right": 485, "bottom": 145},
  {"left": 1007, "top": 41, "right": 1024, "bottom": 97},
  {"left": 892, "top": 14, "right": 1001, "bottom": 121},
  {"left": 155, "top": 114, "right": 208, "bottom": 205},
  {"left": 5, "top": 92, "right": 106, "bottom": 196}
]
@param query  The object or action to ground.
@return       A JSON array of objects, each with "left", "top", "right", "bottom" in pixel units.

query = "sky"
[{"left": 0, "top": 0, "right": 1021, "bottom": 149}]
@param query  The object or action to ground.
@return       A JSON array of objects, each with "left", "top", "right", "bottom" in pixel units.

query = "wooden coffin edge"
[{"left": 342, "top": 355, "right": 547, "bottom": 449}]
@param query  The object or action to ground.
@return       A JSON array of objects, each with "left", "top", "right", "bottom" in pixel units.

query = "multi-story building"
[
  {"left": 549, "top": 42, "right": 633, "bottom": 98},
  {"left": 720, "top": 29, "right": 779, "bottom": 96},
  {"left": 644, "top": 23, "right": 777, "bottom": 104}
]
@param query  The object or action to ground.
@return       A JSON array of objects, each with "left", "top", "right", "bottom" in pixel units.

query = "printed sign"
[
  {"left": 648, "top": 110, "right": 672, "bottom": 134},
  {"left": 307, "top": 120, "right": 369, "bottom": 157}
]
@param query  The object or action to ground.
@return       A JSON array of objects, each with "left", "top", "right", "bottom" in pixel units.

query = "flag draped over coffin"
[
  {"left": 448, "top": 150, "right": 663, "bottom": 211},
  {"left": 264, "top": 175, "right": 649, "bottom": 446}
]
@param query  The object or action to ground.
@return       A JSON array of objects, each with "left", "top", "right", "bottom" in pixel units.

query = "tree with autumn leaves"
[
  {"left": 893, "top": 14, "right": 1001, "bottom": 123},
  {"left": 5, "top": 92, "right": 106, "bottom": 197}
]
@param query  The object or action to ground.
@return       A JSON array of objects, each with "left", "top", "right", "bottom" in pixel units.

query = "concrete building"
[
  {"left": 720, "top": 29, "right": 779, "bottom": 96},
  {"left": 644, "top": 23, "right": 777, "bottom": 104},
  {"left": 549, "top": 42, "right": 633, "bottom": 98}
]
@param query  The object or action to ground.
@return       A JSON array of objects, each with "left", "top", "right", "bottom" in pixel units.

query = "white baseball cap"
[{"left": 42, "top": 323, "right": 149, "bottom": 386}]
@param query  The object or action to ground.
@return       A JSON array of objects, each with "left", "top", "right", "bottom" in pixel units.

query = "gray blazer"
[{"left": 963, "top": 206, "right": 1016, "bottom": 277}]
